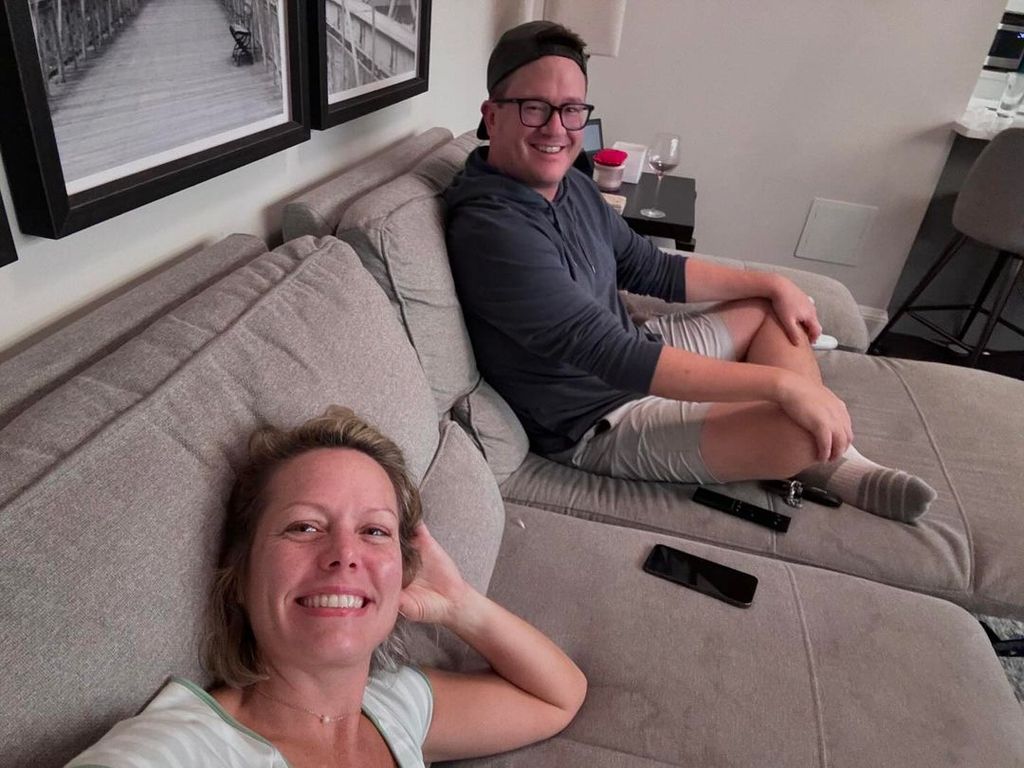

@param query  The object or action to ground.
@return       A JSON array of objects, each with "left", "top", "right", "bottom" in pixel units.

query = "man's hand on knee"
[
  {"left": 774, "top": 372, "right": 852, "bottom": 462},
  {"left": 768, "top": 276, "right": 822, "bottom": 346}
]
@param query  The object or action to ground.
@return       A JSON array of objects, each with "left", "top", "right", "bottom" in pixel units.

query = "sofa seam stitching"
[
  {"left": 374, "top": 226, "right": 423, "bottom": 364},
  {"left": 419, "top": 420, "right": 455, "bottom": 486},
  {"left": 462, "top": 377, "right": 489, "bottom": 462},
  {"left": 784, "top": 564, "right": 829, "bottom": 768},
  {"left": 882, "top": 357, "right": 975, "bottom": 594}
]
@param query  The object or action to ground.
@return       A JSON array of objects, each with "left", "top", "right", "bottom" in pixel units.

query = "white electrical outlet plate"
[{"left": 795, "top": 198, "right": 878, "bottom": 267}]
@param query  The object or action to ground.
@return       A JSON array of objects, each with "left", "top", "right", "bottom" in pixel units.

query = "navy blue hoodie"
[{"left": 444, "top": 147, "right": 688, "bottom": 455}]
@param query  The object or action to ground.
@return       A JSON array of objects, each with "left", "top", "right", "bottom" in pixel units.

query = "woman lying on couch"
[{"left": 68, "top": 406, "right": 587, "bottom": 767}]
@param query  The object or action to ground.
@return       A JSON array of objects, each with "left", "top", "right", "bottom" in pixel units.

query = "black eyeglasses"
[{"left": 491, "top": 98, "right": 595, "bottom": 131}]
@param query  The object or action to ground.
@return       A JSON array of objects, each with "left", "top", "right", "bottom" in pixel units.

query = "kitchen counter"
[{"left": 955, "top": 98, "right": 1024, "bottom": 140}]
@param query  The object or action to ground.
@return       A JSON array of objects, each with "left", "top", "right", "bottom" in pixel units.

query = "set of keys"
[{"left": 761, "top": 479, "right": 842, "bottom": 509}]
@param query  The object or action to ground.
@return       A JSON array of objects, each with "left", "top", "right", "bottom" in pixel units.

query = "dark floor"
[{"left": 870, "top": 332, "right": 1024, "bottom": 381}]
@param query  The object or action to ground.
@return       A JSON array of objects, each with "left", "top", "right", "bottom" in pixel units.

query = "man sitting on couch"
[{"left": 444, "top": 21, "right": 935, "bottom": 523}]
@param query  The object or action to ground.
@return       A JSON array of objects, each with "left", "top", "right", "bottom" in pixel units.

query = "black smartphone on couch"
[{"left": 643, "top": 543, "right": 758, "bottom": 608}]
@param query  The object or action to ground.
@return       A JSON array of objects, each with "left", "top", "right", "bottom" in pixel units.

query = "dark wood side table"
[{"left": 618, "top": 173, "right": 696, "bottom": 252}]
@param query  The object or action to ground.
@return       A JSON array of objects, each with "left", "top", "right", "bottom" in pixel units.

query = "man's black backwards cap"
[{"left": 477, "top": 21, "right": 588, "bottom": 140}]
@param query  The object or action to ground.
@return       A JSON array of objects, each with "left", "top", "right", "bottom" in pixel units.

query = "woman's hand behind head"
[{"left": 399, "top": 524, "right": 474, "bottom": 627}]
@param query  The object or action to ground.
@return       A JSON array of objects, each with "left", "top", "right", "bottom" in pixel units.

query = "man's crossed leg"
[{"left": 557, "top": 299, "right": 936, "bottom": 523}]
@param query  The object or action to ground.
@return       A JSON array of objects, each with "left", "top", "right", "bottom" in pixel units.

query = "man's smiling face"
[{"left": 481, "top": 56, "right": 587, "bottom": 201}]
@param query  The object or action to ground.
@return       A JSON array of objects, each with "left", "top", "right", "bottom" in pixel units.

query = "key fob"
[
  {"left": 761, "top": 479, "right": 802, "bottom": 508},
  {"left": 801, "top": 485, "right": 842, "bottom": 508}
]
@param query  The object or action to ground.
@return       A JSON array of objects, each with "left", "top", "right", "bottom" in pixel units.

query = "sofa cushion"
[
  {"left": 0, "top": 236, "right": 442, "bottom": 766},
  {"left": 338, "top": 131, "right": 480, "bottom": 412},
  {"left": 339, "top": 131, "right": 529, "bottom": 482},
  {"left": 501, "top": 351, "right": 1024, "bottom": 619},
  {"left": 406, "top": 419, "right": 506, "bottom": 669},
  {"left": 462, "top": 504, "right": 1024, "bottom": 767},
  {"left": 0, "top": 233, "right": 267, "bottom": 426},
  {"left": 281, "top": 127, "right": 453, "bottom": 241},
  {"left": 419, "top": 420, "right": 505, "bottom": 596},
  {"left": 451, "top": 378, "right": 531, "bottom": 483}
]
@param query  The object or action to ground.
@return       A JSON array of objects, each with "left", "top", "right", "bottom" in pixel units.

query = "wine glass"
[{"left": 640, "top": 133, "right": 681, "bottom": 219}]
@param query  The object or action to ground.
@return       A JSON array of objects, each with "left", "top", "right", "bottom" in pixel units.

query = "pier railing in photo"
[
  {"left": 29, "top": 0, "right": 142, "bottom": 96},
  {"left": 325, "top": 0, "right": 417, "bottom": 95}
]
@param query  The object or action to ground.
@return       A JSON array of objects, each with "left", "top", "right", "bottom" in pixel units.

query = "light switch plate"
[{"left": 795, "top": 198, "right": 877, "bottom": 267}]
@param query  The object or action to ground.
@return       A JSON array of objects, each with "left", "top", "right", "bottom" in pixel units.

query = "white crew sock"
[{"left": 796, "top": 446, "right": 936, "bottom": 524}]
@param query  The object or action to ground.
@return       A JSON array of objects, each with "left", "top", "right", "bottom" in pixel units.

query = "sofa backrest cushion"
[
  {"left": 0, "top": 233, "right": 267, "bottom": 426},
  {"left": 409, "top": 419, "right": 506, "bottom": 669},
  {"left": 282, "top": 128, "right": 453, "bottom": 241},
  {"left": 0, "top": 236, "right": 450, "bottom": 766},
  {"left": 338, "top": 131, "right": 529, "bottom": 482}
]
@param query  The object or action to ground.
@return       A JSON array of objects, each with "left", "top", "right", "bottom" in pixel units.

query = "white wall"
[
  {"left": 0, "top": 0, "right": 503, "bottom": 353},
  {"left": 588, "top": 0, "right": 1006, "bottom": 309}
]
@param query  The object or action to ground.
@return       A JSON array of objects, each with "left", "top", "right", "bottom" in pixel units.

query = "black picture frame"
[
  {"left": 0, "top": 0, "right": 311, "bottom": 239},
  {"left": 0, "top": 190, "right": 16, "bottom": 267},
  {"left": 309, "top": 0, "right": 430, "bottom": 130}
]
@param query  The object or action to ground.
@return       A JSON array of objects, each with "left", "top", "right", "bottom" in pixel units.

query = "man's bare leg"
[
  {"left": 697, "top": 299, "right": 937, "bottom": 523},
  {"left": 699, "top": 401, "right": 819, "bottom": 482},
  {"left": 712, "top": 298, "right": 821, "bottom": 383}
]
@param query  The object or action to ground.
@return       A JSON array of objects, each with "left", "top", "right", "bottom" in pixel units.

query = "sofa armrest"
[{"left": 629, "top": 251, "right": 870, "bottom": 352}]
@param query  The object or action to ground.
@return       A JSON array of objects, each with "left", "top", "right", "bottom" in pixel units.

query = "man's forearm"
[
  {"left": 648, "top": 345, "right": 854, "bottom": 465},
  {"left": 682, "top": 257, "right": 783, "bottom": 304},
  {"left": 649, "top": 345, "right": 787, "bottom": 404}
]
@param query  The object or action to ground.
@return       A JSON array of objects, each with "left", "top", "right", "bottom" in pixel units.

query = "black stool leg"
[
  {"left": 869, "top": 233, "right": 968, "bottom": 354},
  {"left": 979, "top": 619, "right": 1024, "bottom": 657},
  {"left": 957, "top": 251, "right": 1009, "bottom": 341},
  {"left": 967, "top": 254, "right": 1024, "bottom": 367}
]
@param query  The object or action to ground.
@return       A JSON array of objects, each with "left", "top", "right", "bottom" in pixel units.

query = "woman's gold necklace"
[{"left": 252, "top": 686, "right": 354, "bottom": 725}]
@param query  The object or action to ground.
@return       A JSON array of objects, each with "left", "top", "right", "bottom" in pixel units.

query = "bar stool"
[{"left": 870, "top": 127, "right": 1024, "bottom": 366}]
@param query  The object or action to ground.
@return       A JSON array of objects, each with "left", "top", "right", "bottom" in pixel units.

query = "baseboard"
[{"left": 858, "top": 305, "right": 889, "bottom": 342}]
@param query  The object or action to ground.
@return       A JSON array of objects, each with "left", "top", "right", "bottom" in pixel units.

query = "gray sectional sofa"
[{"left": 2, "top": 127, "right": 1022, "bottom": 767}]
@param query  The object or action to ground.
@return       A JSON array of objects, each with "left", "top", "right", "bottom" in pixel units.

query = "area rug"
[{"left": 977, "top": 614, "right": 1024, "bottom": 705}]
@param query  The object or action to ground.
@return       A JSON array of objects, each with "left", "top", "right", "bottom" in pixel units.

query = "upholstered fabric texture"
[
  {"left": 460, "top": 504, "right": 1024, "bottom": 767},
  {"left": 501, "top": 351, "right": 1024, "bottom": 619},
  {"left": 450, "top": 378, "right": 531, "bottom": 483},
  {"left": 0, "top": 233, "right": 267, "bottom": 426},
  {"left": 621, "top": 253, "right": 871, "bottom": 352},
  {"left": 338, "top": 131, "right": 530, "bottom": 482},
  {"left": 338, "top": 131, "right": 481, "bottom": 413},
  {"left": 404, "top": 419, "right": 506, "bottom": 670},
  {"left": 0, "top": 236, "right": 442, "bottom": 766},
  {"left": 281, "top": 127, "right": 452, "bottom": 241}
]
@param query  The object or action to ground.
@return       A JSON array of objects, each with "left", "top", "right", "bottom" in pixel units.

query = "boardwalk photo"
[
  {"left": 325, "top": 0, "right": 420, "bottom": 104},
  {"left": 29, "top": 0, "right": 288, "bottom": 191}
]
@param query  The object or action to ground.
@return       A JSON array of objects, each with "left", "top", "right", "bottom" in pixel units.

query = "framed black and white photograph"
[
  {"left": 0, "top": 0, "right": 310, "bottom": 239},
  {"left": 309, "top": 0, "right": 430, "bottom": 129},
  {"left": 0, "top": 191, "right": 16, "bottom": 268}
]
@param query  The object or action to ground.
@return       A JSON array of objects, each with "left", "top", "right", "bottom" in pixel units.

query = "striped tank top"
[{"left": 66, "top": 666, "right": 433, "bottom": 767}]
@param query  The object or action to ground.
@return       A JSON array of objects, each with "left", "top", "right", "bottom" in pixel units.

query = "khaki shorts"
[{"left": 552, "top": 311, "right": 736, "bottom": 484}]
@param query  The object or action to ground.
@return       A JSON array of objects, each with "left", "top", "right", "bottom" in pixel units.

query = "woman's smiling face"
[{"left": 242, "top": 448, "right": 404, "bottom": 671}]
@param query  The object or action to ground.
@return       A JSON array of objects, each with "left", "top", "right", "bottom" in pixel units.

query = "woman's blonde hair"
[{"left": 203, "top": 406, "right": 423, "bottom": 688}]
